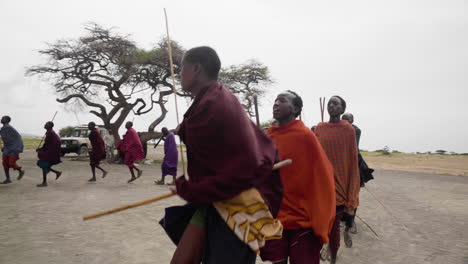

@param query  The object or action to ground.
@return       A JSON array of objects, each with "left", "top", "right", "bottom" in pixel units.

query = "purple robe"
[
  {"left": 38, "top": 129, "right": 61, "bottom": 163},
  {"left": 162, "top": 132, "right": 178, "bottom": 176}
]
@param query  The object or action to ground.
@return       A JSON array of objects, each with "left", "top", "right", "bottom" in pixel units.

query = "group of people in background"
[
  {"left": 0, "top": 117, "right": 179, "bottom": 187},
  {"left": 1, "top": 45, "right": 373, "bottom": 264}
]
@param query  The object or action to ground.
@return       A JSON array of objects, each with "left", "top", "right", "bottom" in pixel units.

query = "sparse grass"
[
  {"left": 1, "top": 137, "right": 42, "bottom": 150},
  {"left": 362, "top": 151, "right": 468, "bottom": 176},
  {"left": 23, "top": 138, "right": 43, "bottom": 149}
]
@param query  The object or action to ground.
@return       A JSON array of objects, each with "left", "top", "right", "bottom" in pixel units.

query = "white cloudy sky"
[{"left": 0, "top": 0, "right": 466, "bottom": 153}]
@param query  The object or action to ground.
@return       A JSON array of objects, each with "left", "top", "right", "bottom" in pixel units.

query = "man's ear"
[
  {"left": 193, "top": 63, "right": 202, "bottom": 75},
  {"left": 292, "top": 105, "right": 300, "bottom": 116}
]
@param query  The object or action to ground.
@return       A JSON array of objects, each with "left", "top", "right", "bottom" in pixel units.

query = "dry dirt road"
[{"left": 0, "top": 149, "right": 467, "bottom": 264}]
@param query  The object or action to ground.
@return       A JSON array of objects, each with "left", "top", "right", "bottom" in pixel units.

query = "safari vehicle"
[{"left": 60, "top": 125, "right": 112, "bottom": 157}]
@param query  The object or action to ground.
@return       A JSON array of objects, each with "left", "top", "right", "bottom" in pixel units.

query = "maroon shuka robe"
[
  {"left": 89, "top": 128, "right": 106, "bottom": 165},
  {"left": 38, "top": 129, "right": 61, "bottom": 163},
  {"left": 175, "top": 82, "right": 283, "bottom": 216},
  {"left": 122, "top": 128, "right": 145, "bottom": 167}
]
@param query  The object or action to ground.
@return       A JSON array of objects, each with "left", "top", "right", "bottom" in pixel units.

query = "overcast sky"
[{"left": 0, "top": 0, "right": 466, "bottom": 153}]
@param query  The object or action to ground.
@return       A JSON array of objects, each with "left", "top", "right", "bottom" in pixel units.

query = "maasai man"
[
  {"left": 36, "top": 121, "right": 62, "bottom": 187},
  {"left": 260, "top": 91, "right": 335, "bottom": 264},
  {"left": 166, "top": 46, "right": 283, "bottom": 264},
  {"left": 120, "top": 121, "right": 144, "bottom": 183},
  {"left": 87, "top": 122, "right": 108, "bottom": 182},
  {"left": 342, "top": 112, "right": 374, "bottom": 236},
  {"left": 340, "top": 112, "right": 360, "bottom": 237},
  {"left": 155, "top": 127, "right": 178, "bottom": 185},
  {"left": 311, "top": 125, "right": 317, "bottom": 133},
  {"left": 342, "top": 113, "right": 361, "bottom": 148},
  {"left": 0, "top": 116, "right": 25, "bottom": 184},
  {"left": 315, "top": 96, "right": 360, "bottom": 263}
]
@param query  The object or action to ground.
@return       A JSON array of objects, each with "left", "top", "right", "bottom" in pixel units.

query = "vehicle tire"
[
  {"left": 60, "top": 152, "right": 65, "bottom": 157},
  {"left": 78, "top": 146, "right": 89, "bottom": 157}
]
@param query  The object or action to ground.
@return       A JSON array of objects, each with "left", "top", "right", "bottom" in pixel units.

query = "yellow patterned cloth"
[{"left": 213, "top": 188, "right": 283, "bottom": 254}]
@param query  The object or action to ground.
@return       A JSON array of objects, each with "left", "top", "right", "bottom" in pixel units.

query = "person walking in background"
[
  {"left": 342, "top": 113, "right": 361, "bottom": 148},
  {"left": 87, "top": 122, "right": 108, "bottom": 182},
  {"left": 155, "top": 127, "right": 178, "bottom": 185},
  {"left": 0, "top": 116, "right": 25, "bottom": 184},
  {"left": 120, "top": 121, "right": 144, "bottom": 183},
  {"left": 36, "top": 121, "right": 62, "bottom": 187}
]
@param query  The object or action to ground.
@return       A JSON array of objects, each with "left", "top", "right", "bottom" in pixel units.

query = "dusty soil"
[{"left": 0, "top": 149, "right": 467, "bottom": 264}]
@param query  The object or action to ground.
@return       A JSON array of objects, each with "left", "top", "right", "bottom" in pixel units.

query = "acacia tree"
[
  {"left": 27, "top": 23, "right": 185, "bottom": 144},
  {"left": 219, "top": 60, "right": 273, "bottom": 118}
]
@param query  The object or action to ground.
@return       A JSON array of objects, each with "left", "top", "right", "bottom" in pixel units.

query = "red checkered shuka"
[{"left": 315, "top": 120, "right": 360, "bottom": 210}]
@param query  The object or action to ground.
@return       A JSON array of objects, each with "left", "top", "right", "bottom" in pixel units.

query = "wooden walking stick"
[
  {"left": 37, "top": 111, "right": 58, "bottom": 149},
  {"left": 82, "top": 159, "right": 292, "bottom": 221},
  {"left": 153, "top": 135, "right": 164, "bottom": 149},
  {"left": 164, "top": 8, "right": 186, "bottom": 176},
  {"left": 355, "top": 214, "right": 380, "bottom": 239},
  {"left": 319, "top": 97, "right": 326, "bottom": 123}
]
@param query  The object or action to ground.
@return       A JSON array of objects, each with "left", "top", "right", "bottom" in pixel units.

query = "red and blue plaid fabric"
[{"left": 315, "top": 120, "right": 360, "bottom": 209}]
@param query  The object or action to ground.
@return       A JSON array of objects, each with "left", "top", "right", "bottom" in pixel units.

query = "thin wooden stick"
[
  {"left": 153, "top": 136, "right": 164, "bottom": 149},
  {"left": 319, "top": 98, "right": 323, "bottom": 123},
  {"left": 364, "top": 186, "right": 408, "bottom": 230},
  {"left": 37, "top": 111, "right": 58, "bottom": 148},
  {"left": 355, "top": 214, "right": 380, "bottom": 239},
  {"left": 164, "top": 8, "right": 186, "bottom": 176},
  {"left": 83, "top": 192, "right": 175, "bottom": 221},
  {"left": 272, "top": 159, "right": 291, "bottom": 170},
  {"left": 323, "top": 97, "right": 326, "bottom": 121},
  {"left": 82, "top": 159, "right": 292, "bottom": 221},
  {"left": 319, "top": 97, "right": 326, "bottom": 123}
]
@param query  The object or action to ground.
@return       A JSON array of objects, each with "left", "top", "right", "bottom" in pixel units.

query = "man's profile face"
[
  {"left": 180, "top": 58, "right": 198, "bottom": 94},
  {"left": 1, "top": 116, "right": 8, "bottom": 124}
]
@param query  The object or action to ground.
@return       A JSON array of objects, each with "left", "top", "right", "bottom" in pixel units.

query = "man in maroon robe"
[
  {"left": 167, "top": 46, "right": 283, "bottom": 264},
  {"left": 87, "top": 122, "right": 108, "bottom": 182},
  {"left": 36, "top": 121, "right": 62, "bottom": 187},
  {"left": 120, "top": 121, "right": 144, "bottom": 183}
]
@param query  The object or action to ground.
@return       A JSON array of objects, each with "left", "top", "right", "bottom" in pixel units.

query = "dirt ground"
[{"left": 1, "top": 148, "right": 467, "bottom": 264}]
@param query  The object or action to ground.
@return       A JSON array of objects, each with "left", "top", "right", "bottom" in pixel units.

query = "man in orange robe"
[{"left": 260, "top": 91, "right": 336, "bottom": 264}]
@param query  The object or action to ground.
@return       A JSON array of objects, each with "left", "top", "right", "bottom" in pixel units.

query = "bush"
[
  {"left": 59, "top": 126, "right": 75, "bottom": 137},
  {"left": 382, "top": 146, "right": 390, "bottom": 155}
]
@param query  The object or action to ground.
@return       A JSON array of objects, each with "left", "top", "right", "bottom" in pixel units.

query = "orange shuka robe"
[{"left": 267, "top": 120, "right": 336, "bottom": 243}]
